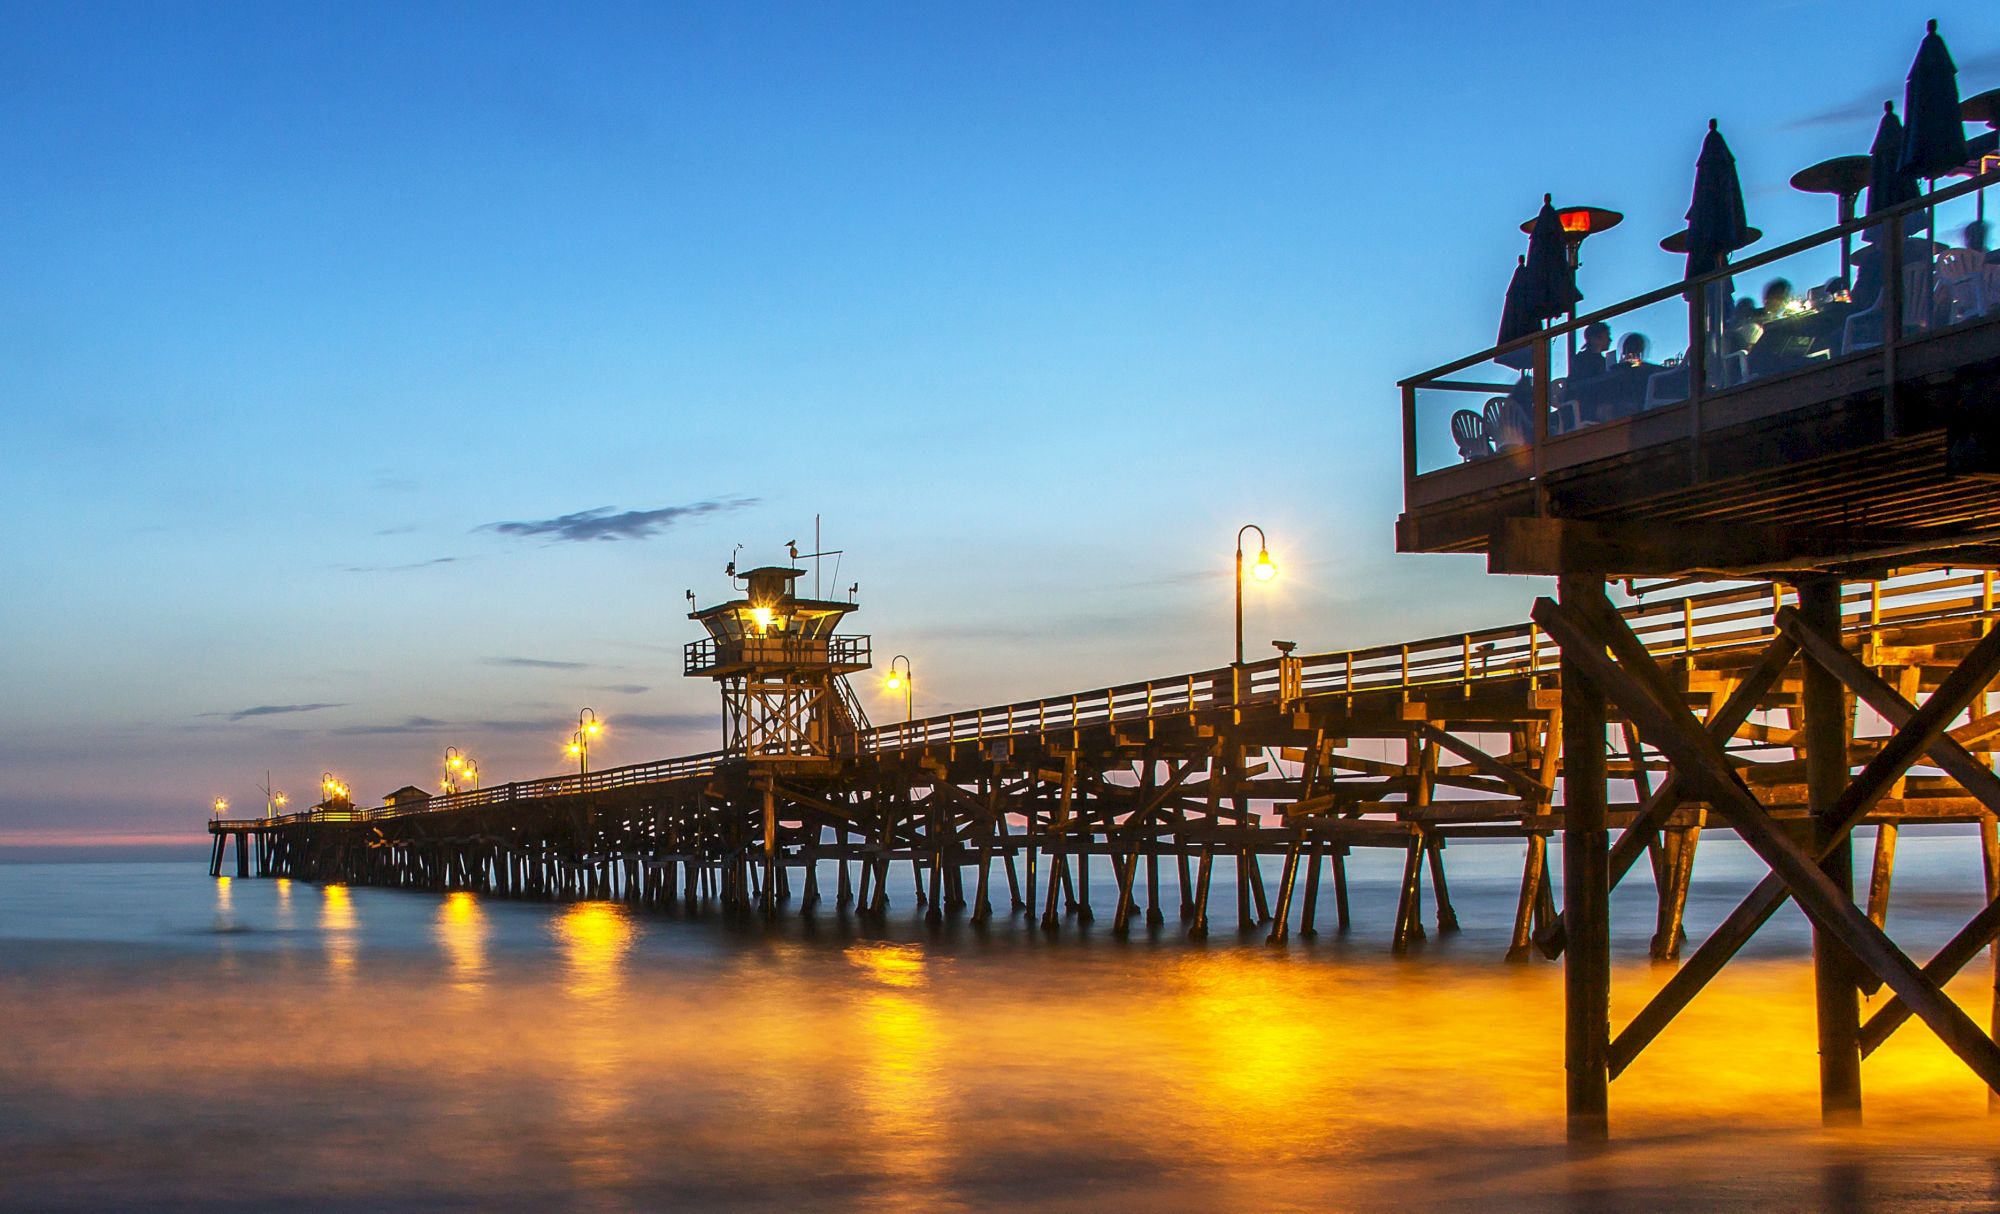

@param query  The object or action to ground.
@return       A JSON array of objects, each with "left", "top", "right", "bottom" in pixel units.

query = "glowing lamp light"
[
  {"left": 213, "top": 797, "right": 228, "bottom": 815},
  {"left": 750, "top": 605, "right": 774, "bottom": 632},
  {"left": 566, "top": 742, "right": 583, "bottom": 758},
  {"left": 1250, "top": 549, "right": 1278, "bottom": 582},
  {"left": 885, "top": 672, "right": 904, "bottom": 691},
  {"left": 586, "top": 720, "right": 602, "bottom": 737}
]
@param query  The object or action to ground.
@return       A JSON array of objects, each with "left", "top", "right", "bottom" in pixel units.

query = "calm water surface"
[{"left": 5, "top": 835, "right": 2000, "bottom": 1211}]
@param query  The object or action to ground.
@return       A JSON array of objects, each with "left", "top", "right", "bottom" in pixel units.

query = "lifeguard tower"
[{"left": 685, "top": 564, "right": 872, "bottom": 763}]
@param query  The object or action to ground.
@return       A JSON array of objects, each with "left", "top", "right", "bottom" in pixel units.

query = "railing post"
[
  {"left": 1531, "top": 338, "right": 1551, "bottom": 514},
  {"left": 1884, "top": 229, "right": 1904, "bottom": 439},
  {"left": 1402, "top": 382, "right": 1419, "bottom": 496},
  {"left": 1688, "top": 276, "right": 1708, "bottom": 484}
]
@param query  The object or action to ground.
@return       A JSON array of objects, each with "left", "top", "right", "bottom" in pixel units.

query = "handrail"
[
  {"left": 215, "top": 568, "right": 1996, "bottom": 834},
  {"left": 1399, "top": 166, "right": 1999, "bottom": 388}
]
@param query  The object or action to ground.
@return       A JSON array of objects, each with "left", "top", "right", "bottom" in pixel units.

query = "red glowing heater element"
[{"left": 1520, "top": 205, "right": 1624, "bottom": 250}]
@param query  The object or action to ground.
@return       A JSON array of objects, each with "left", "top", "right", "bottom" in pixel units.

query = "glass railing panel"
[
  {"left": 1553, "top": 291, "right": 1695, "bottom": 424},
  {"left": 1707, "top": 232, "right": 1853, "bottom": 389},
  {"left": 1411, "top": 350, "right": 1547, "bottom": 477},
  {"left": 1908, "top": 182, "right": 1993, "bottom": 338}
]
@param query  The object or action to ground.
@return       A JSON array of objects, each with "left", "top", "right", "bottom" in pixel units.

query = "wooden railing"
[
  {"left": 859, "top": 568, "right": 1998, "bottom": 752},
  {"left": 213, "top": 568, "right": 1997, "bottom": 833}
]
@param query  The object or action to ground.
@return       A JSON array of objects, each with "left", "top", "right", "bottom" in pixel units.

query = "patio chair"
[
  {"left": 1644, "top": 366, "right": 1688, "bottom": 409},
  {"left": 1483, "top": 397, "right": 1530, "bottom": 451},
  {"left": 1934, "top": 249, "right": 1988, "bottom": 325},
  {"left": 1450, "top": 409, "right": 1492, "bottom": 462},
  {"left": 1843, "top": 265, "right": 1930, "bottom": 353}
]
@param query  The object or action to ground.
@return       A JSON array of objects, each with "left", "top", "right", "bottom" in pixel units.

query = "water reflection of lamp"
[{"left": 437, "top": 890, "right": 488, "bottom": 993}]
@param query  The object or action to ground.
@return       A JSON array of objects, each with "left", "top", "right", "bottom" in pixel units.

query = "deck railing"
[
  {"left": 213, "top": 568, "right": 1998, "bottom": 834},
  {"left": 1400, "top": 167, "right": 2000, "bottom": 504}
]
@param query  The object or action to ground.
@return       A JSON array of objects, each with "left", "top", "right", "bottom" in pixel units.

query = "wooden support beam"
[
  {"left": 1492, "top": 516, "right": 1967, "bottom": 578},
  {"left": 1799, "top": 575, "right": 1862, "bottom": 1124},
  {"left": 1556, "top": 574, "right": 1611, "bottom": 1142},
  {"left": 1535, "top": 629, "right": 1798, "bottom": 959},
  {"left": 1858, "top": 893, "right": 2000, "bottom": 1056},
  {"left": 1536, "top": 595, "right": 2000, "bottom": 1096},
  {"left": 1778, "top": 607, "right": 2000, "bottom": 817}
]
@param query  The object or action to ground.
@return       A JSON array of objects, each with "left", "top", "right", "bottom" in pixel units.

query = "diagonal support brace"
[{"left": 1534, "top": 596, "right": 2000, "bottom": 1091}]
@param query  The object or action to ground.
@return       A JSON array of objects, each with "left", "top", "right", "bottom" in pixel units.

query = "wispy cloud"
[
  {"left": 483, "top": 656, "right": 589, "bottom": 670},
  {"left": 600, "top": 684, "right": 650, "bottom": 695},
  {"left": 332, "top": 715, "right": 450, "bottom": 736},
  {"left": 1783, "top": 49, "right": 2000, "bottom": 131},
  {"left": 480, "top": 496, "right": 756, "bottom": 543},
  {"left": 206, "top": 702, "right": 346, "bottom": 723},
  {"left": 343, "top": 556, "right": 458, "bottom": 573}
]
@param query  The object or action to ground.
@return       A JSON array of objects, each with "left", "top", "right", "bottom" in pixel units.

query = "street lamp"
[
  {"left": 443, "top": 746, "right": 464, "bottom": 795},
  {"left": 212, "top": 797, "right": 228, "bottom": 819},
  {"left": 568, "top": 708, "right": 601, "bottom": 777},
  {"left": 885, "top": 654, "right": 913, "bottom": 722},
  {"left": 1235, "top": 524, "right": 1279, "bottom": 667},
  {"left": 462, "top": 758, "right": 480, "bottom": 791},
  {"left": 321, "top": 771, "right": 350, "bottom": 808}
]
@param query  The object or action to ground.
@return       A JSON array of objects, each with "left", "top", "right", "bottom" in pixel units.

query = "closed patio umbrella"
[
  {"left": 1898, "top": 20, "right": 1968, "bottom": 328},
  {"left": 1866, "top": 101, "right": 1920, "bottom": 222},
  {"left": 1521, "top": 195, "right": 1583, "bottom": 321},
  {"left": 1899, "top": 19, "right": 1968, "bottom": 180},
  {"left": 1684, "top": 120, "right": 1751, "bottom": 390},
  {"left": 1496, "top": 255, "right": 1536, "bottom": 371},
  {"left": 1685, "top": 120, "right": 1751, "bottom": 280}
]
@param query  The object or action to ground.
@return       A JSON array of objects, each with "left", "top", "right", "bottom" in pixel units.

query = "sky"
[{"left": 3, "top": 1, "right": 1998, "bottom": 849}]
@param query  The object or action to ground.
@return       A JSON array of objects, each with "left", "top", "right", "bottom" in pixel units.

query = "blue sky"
[{"left": 3, "top": 1, "right": 1996, "bottom": 845}]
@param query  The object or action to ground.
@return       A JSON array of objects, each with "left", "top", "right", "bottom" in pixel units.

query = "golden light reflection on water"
[
  {"left": 273, "top": 877, "right": 292, "bottom": 926},
  {"left": 213, "top": 875, "right": 232, "bottom": 916},
  {"left": 845, "top": 944, "right": 947, "bottom": 1204},
  {"left": 320, "top": 884, "right": 355, "bottom": 982},
  {"left": 20, "top": 858, "right": 2000, "bottom": 1211},
  {"left": 435, "top": 891, "right": 487, "bottom": 995},
  {"left": 554, "top": 902, "right": 638, "bottom": 1199},
  {"left": 555, "top": 901, "right": 634, "bottom": 1003}
]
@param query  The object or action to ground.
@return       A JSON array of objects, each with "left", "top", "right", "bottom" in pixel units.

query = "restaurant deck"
[{"left": 1400, "top": 170, "right": 2000, "bottom": 579}]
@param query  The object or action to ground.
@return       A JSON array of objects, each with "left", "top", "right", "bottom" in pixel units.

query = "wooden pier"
[
  {"left": 214, "top": 568, "right": 2000, "bottom": 959},
  {"left": 210, "top": 170, "right": 2000, "bottom": 1141}
]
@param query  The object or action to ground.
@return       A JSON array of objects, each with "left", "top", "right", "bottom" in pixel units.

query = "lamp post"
[
  {"left": 443, "top": 745, "right": 464, "bottom": 795},
  {"left": 320, "top": 771, "right": 349, "bottom": 809},
  {"left": 885, "top": 654, "right": 913, "bottom": 723},
  {"left": 462, "top": 759, "right": 480, "bottom": 791},
  {"left": 1234, "top": 524, "right": 1278, "bottom": 667},
  {"left": 212, "top": 796, "right": 228, "bottom": 820},
  {"left": 568, "top": 708, "right": 601, "bottom": 777}
]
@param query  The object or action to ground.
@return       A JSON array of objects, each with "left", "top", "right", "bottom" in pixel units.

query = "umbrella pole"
[{"left": 1838, "top": 192, "right": 1854, "bottom": 288}]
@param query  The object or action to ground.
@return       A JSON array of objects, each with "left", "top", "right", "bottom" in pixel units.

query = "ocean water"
[{"left": 5, "top": 833, "right": 2000, "bottom": 1212}]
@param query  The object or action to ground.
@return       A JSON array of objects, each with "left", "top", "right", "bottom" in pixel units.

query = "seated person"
[
  {"left": 1757, "top": 277, "right": 1794, "bottom": 322},
  {"left": 1570, "top": 323, "right": 1612, "bottom": 381},
  {"left": 1726, "top": 298, "right": 1762, "bottom": 353},
  {"left": 1853, "top": 219, "right": 1944, "bottom": 312}
]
